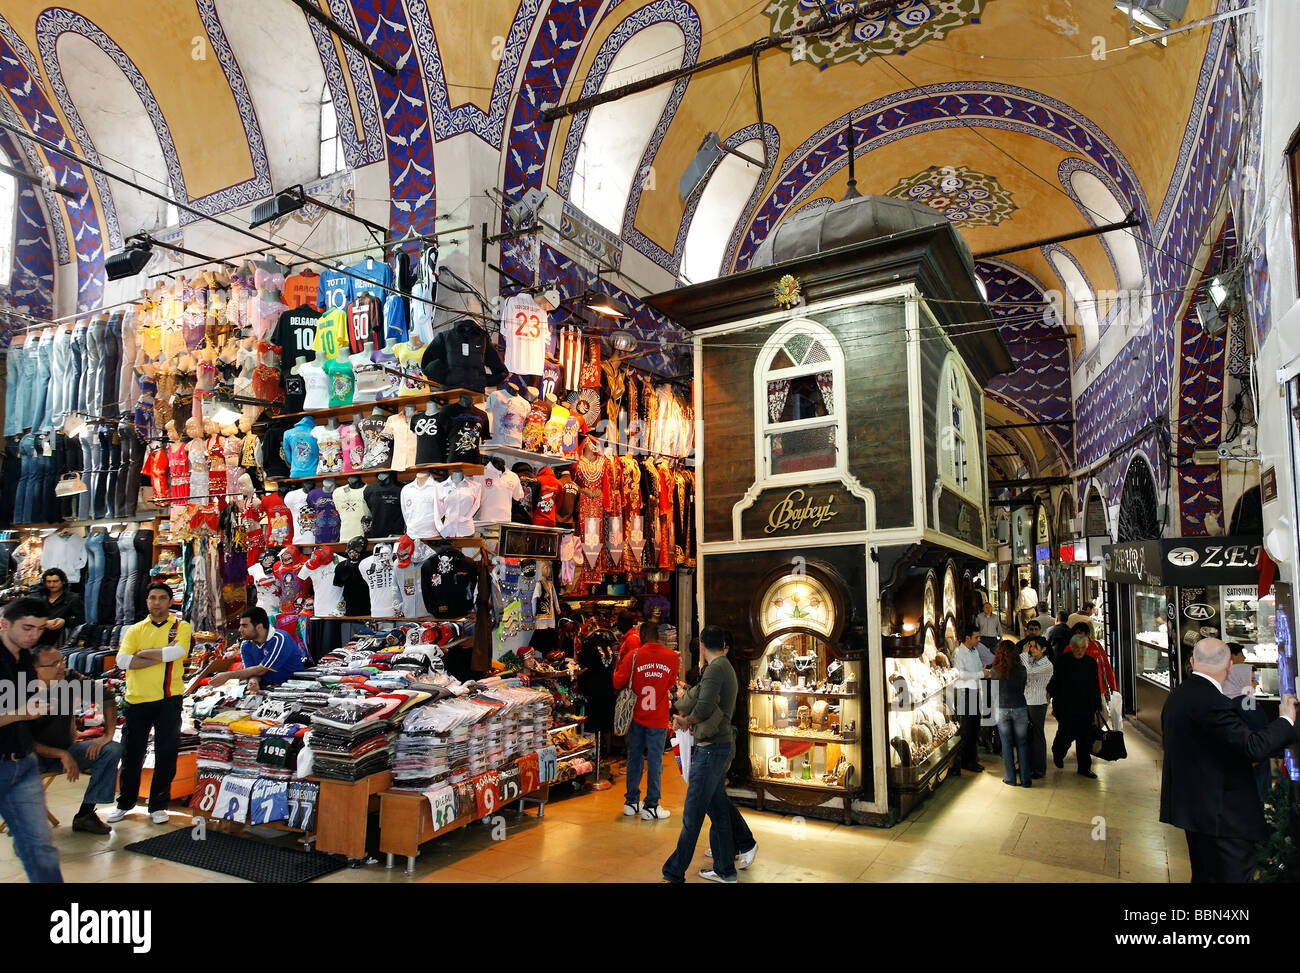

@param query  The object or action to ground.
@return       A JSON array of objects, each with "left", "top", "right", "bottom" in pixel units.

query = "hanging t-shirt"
[
  {"left": 500, "top": 294, "right": 549, "bottom": 375},
  {"left": 249, "top": 562, "right": 281, "bottom": 615},
  {"left": 444, "top": 407, "right": 490, "bottom": 464},
  {"left": 533, "top": 473, "right": 559, "bottom": 528},
  {"left": 363, "top": 479, "right": 404, "bottom": 537},
  {"left": 323, "top": 357, "right": 354, "bottom": 408},
  {"left": 385, "top": 413, "right": 418, "bottom": 471},
  {"left": 42, "top": 532, "right": 87, "bottom": 583},
  {"left": 281, "top": 271, "right": 320, "bottom": 312},
  {"left": 284, "top": 488, "right": 315, "bottom": 545},
  {"left": 282, "top": 369, "right": 307, "bottom": 414},
  {"left": 361, "top": 548, "right": 399, "bottom": 616},
  {"left": 393, "top": 538, "right": 433, "bottom": 618},
  {"left": 346, "top": 294, "right": 384, "bottom": 354},
  {"left": 296, "top": 360, "right": 329, "bottom": 412},
  {"left": 312, "top": 308, "right": 349, "bottom": 361},
  {"left": 486, "top": 389, "right": 529, "bottom": 447},
  {"left": 307, "top": 487, "right": 341, "bottom": 543},
  {"left": 357, "top": 414, "right": 394, "bottom": 469},
  {"left": 412, "top": 410, "right": 442, "bottom": 466},
  {"left": 282, "top": 419, "right": 320, "bottom": 478},
  {"left": 474, "top": 465, "right": 524, "bottom": 523},
  {"left": 333, "top": 558, "right": 369, "bottom": 616},
  {"left": 317, "top": 269, "right": 354, "bottom": 311},
  {"left": 260, "top": 493, "right": 293, "bottom": 548},
  {"left": 312, "top": 425, "right": 343, "bottom": 475},
  {"left": 383, "top": 294, "right": 408, "bottom": 345},
  {"left": 274, "top": 306, "right": 321, "bottom": 373},
  {"left": 543, "top": 404, "right": 570, "bottom": 456},
  {"left": 332, "top": 484, "right": 369, "bottom": 540},
  {"left": 390, "top": 342, "right": 426, "bottom": 396},
  {"left": 420, "top": 546, "right": 477, "bottom": 619},
  {"left": 348, "top": 258, "right": 395, "bottom": 302},
  {"left": 340, "top": 423, "right": 364, "bottom": 473},
  {"left": 275, "top": 555, "right": 311, "bottom": 615},
  {"left": 401, "top": 477, "right": 441, "bottom": 538},
  {"left": 300, "top": 557, "right": 344, "bottom": 616}
]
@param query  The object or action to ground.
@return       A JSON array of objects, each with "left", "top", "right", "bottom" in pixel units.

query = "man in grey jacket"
[{"left": 663, "top": 625, "right": 741, "bottom": 883}]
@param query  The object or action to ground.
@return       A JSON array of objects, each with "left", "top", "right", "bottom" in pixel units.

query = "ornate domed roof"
[{"left": 749, "top": 193, "right": 975, "bottom": 278}]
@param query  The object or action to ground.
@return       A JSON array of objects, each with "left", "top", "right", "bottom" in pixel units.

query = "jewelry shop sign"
[{"left": 740, "top": 483, "right": 867, "bottom": 539}]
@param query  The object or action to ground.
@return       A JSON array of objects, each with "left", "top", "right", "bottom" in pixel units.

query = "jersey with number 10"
[
  {"left": 501, "top": 295, "right": 549, "bottom": 376},
  {"left": 312, "top": 308, "right": 348, "bottom": 361}
]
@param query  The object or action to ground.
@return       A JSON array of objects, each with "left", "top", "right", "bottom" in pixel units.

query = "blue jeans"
[
  {"left": 662, "top": 741, "right": 735, "bottom": 882},
  {"left": 84, "top": 531, "right": 105, "bottom": 626},
  {"left": 624, "top": 721, "right": 667, "bottom": 809},
  {"left": 39, "top": 740, "right": 123, "bottom": 807},
  {"left": 0, "top": 755, "right": 63, "bottom": 882},
  {"left": 997, "top": 706, "right": 1032, "bottom": 786}
]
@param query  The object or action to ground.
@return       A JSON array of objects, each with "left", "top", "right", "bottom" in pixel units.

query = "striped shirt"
[{"left": 1021, "top": 651, "right": 1055, "bottom": 706}]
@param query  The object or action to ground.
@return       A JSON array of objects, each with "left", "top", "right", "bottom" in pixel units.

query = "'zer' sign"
[{"left": 1105, "top": 536, "right": 1262, "bottom": 586}]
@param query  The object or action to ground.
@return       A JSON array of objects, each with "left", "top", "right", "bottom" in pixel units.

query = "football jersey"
[
  {"left": 274, "top": 305, "right": 321, "bottom": 371},
  {"left": 501, "top": 295, "right": 549, "bottom": 375},
  {"left": 317, "top": 269, "right": 354, "bottom": 311},
  {"left": 249, "top": 778, "right": 290, "bottom": 824},
  {"left": 260, "top": 493, "right": 293, "bottom": 547},
  {"left": 286, "top": 780, "right": 320, "bottom": 830},
  {"left": 347, "top": 257, "right": 395, "bottom": 302},
  {"left": 323, "top": 357, "right": 354, "bottom": 408},
  {"left": 284, "top": 488, "right": 315, "bottom": 545},
  {"left": 282, "top": 419, "right": 320, "bottom": 477},
  {"left": 307, "top": 486, "right": 341, "bottom": 542},
  {"left": 412, "top": 410, "right": 443, "bottom": 465},
  {"left": 312, "top": 307, "right": 349, "bottom": 361},
  {"left": 215, "top": 773, "right": 254, "bottom": 823},
  {"left": 362, "top": 550, "right": 400, "bottom": 616},
  {"left": 333, "top": 484, "right": 369, "bottom": 540},
  {"left": 312, "top": 425, "right": 343, "bottom": 475},
  {"left": 425, "top": 785, "right": 457, "bottom": 831},
  {"left": 473, "top": 771, "right": 500, "bottom": 818},
  {"left": 281, "top": 271, "right": 320, "bottom": 311},
  {"left": 383, "top": 293, "right": 408, "bottom": 345},
  {"left": 190, "top": 771, "right": 228, "bottom": 815},
  {"left": 345, "top": 294, "right": 384, "bottom": 354},
  {"left": 300, "top": 557, "right": 344, "bottom": 616}
]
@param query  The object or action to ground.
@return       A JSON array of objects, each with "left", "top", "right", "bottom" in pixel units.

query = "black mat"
[{"left": 124, "top": 828, "right": 348, "bottom": 883}]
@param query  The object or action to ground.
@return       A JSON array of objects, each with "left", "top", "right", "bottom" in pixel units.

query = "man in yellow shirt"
[{"left": 107, "top": 582, "right": 191, "bottom": 826}]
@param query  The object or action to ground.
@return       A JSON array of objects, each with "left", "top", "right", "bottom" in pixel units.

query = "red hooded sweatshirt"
[
  {"left": 612, "top": 641, "right": 679, "bottom": 729},
  {"left": 532, "top": 467, "right": 559, "bottom": 528}
]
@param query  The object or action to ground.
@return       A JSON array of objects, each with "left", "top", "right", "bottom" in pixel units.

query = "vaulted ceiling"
[{"left": 0, "top": 0, "right": 1222, "bottom": 482}]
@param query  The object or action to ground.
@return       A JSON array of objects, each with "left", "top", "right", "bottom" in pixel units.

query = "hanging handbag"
[
  {"left": 613, "top": 648, "right": 638, "bottom": 736},
  {"left": 1090, "top": 708, "right": 1128, "bottom": 761}
]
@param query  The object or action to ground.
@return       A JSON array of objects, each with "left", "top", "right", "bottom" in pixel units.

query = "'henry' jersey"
[{"left": 500, "top": 294, "right": 549, "bottom": 376}]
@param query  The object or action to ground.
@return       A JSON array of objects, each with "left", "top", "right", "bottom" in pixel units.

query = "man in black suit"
[
  {"left": 1048, "top": 633, "right": 1102, "bottom": 778},
  {"left": 1160, "top": 637, "right": 1297, "bottom": 883}
]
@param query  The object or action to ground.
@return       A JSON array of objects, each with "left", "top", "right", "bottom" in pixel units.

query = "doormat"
[
  {"left": 1000, "top": 812, "right": 1122, "bottom": 878},
  {"left": 124, "top": 828, "right": 348, "bottom": 883}
]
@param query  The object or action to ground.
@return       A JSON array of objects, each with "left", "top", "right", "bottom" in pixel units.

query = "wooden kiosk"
[{"left": 648, "top": 193, "right": 1012, "bottom": 825}]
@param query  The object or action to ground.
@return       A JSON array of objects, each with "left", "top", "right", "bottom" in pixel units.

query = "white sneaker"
[
  {"left": 623, "top": 802, "right": 641, "bottom": 816},
  {"left": 705, "top": 843, "right": 757, "bottom": 869},
  {"left": 150, "top": 811, "right": 169, "bottom": 825},
  {"left": 105, "top": 807, "right": 130, "bottom": 823},
  {"left": 698, "top": 867, "right": 737, "bottom": 884},
  {"left": 641, "top": 805, "right": 670, "bottom": 820}
]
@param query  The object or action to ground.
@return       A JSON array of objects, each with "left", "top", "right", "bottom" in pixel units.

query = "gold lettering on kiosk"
[{"left": 765, "top": 489, "right": 840, "bottom": 534}]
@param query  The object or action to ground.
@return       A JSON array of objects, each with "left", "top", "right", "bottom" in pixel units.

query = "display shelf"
[
  {"left": 890, "top": 735, "right": 961, "bottom": 789},
  {"left": 307, "top": 536, "right": 485, "bottom": 551},
  {"left": 547, "top": 718, "right": 587, "bottom": 734},
  {"left": 1138, "top": 670, "right": 1172, "bottom": 690},
  {"left": 9, "top": 511, "right": 158, "bottom": 531},
  {"left": 277, "top": 387, "right": 484, "bottom": 423},
  {"left": 556, "top": 746, "right": 593, "bottom": 761},
  {"left": 751, "top": 773, "right": 852, "bottom": 794},
  {"left": 748, "top": 728, "right": 859, "bottom": 745},
  {"left": 748, "top": 687, "right": 855, "bottom": 700},
  {"left": 887, "top": 682, "right": 955, "bottom": 712},
  {"left": 322, "top": 615, "right": 476, "bottom": 623},
  {"left": 479, "top": 443, "right": 574, "bottom": 468},
  {"left": 272, "top": 461, "right": 484, "bottom": 486}
]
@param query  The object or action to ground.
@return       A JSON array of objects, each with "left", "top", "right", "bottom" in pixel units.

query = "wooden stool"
[{"left": 0, "top": 773, "right": 60, "bottom": 834}]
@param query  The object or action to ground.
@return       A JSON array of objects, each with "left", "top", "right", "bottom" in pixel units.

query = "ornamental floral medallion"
[
  {"left": 885, "top": 165, "right": 1017, "bottom": 226},
  {"left": 767, "top": 0, "right": 991, "bottom": 67}
]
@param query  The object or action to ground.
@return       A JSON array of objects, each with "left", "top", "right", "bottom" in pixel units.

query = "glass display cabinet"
[
  {"left": 1134, "top": 585, "right": 1171, "bottom": 690},
  {"left": 747, "top": 573, "right": 862, "bottom": 803}
]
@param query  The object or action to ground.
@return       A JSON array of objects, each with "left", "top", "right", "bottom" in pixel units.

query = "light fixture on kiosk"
[{"left": 581, "top": 290, "right": 631, "bottom": 319}]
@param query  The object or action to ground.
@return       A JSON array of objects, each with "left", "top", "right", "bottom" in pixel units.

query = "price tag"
[{"left": 462, "top": 343, "right": 470, "bottom": 357}]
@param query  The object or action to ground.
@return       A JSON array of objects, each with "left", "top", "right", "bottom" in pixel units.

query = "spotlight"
[
  {"left": 1114, "top": 1, "right": 1188, "bottom": 30},
  {"left": 250, "top": 186, "right": 307, "bottom": 229},
  {"left": 104, "top": 239, "right": 153, "bottom": 280},
  {"left": 679, "top": 132, "right": 725, "bottom": 201},
  {"left": 583, "top": 292, "right": 631, "bottom": 319}
]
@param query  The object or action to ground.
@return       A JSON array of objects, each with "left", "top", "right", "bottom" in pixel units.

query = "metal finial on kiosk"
[{"left": 841, "top": 121, "right": 862, "bottom": 201}]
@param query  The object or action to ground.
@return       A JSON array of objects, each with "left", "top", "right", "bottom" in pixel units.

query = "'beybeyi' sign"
[{"left": 766, "top": 489, "right": 840, "bottom": 534}]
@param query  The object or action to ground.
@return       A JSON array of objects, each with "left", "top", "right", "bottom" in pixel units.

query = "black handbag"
[{"left": 1090, "top": 710, "right": 1128, "bottom": 761}]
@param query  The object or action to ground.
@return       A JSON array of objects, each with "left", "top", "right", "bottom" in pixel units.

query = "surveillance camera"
[{"left": 1217, "top": 443, "right": 1232, "bottom": 459}]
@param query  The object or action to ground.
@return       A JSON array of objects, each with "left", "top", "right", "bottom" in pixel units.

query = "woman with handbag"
[
  {"left": 1020, "top": 636, "right": 1054, "bottom": 779},
  {"left": 992, "top": 639, "right": 1033, "bottom": 787}
]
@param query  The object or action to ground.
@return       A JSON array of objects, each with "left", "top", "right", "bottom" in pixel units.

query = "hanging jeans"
[
  {"left": 13, "top": 434, "right": 37, "bottom": 524},
  {"left": 76, "top": 433, "right": 94, "bottom": 521},
  {"left": 68, "top": 320, "right": 88, "bottom": 419},
  {"left": 50, "top": 325, "right": 74, "bottom": 428},
  {"left": 85, "top": 315, "right": 106, "bottom": 419},
  {"left": 116, "top": 527, "right": 138, "bottom": 625},
  {"left": 15, "top": 340, "right": 40, "bottom": 434},
  {"left": 33, "top": 438, "right": 58, "bottom": 526},
  {"left": 84, "top": 531, "right": 106, "bottom": 626},
  {"left": 4, "top": 347, "right": 20, "bottom": 436},
  {"left": 133, "top": 529, "right": 153, "bottom": 620},
  {"left": 90, "top": 426, "right": 113, "bottom": 521},
  {"left": 97, "top": 533, "right": 120, "bottom": 629},
  {"left": 116, "top": 423, "right": 142, "bottom": 517},
  {"left": 101, "top": 312, "right": 122, "bottom": 420},
  {"left": 0, "top": 439, "right": 20, "bottom": 528},
  {"left": 30, "top": 334, "right": 53, "bottom": 434}
]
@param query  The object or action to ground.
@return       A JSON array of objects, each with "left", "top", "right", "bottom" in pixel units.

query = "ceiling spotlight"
[
  {"left": 104, "top": 237, "right": 154, "bottom": 280},
  {"left": 1195, "top": 299, "right": 1227, "bottom": 337},
  {"left": 679, "top": 132, "right": 725, "bottom": 202},
  {"left": 1208, "top": 271, "right": 1241, "bottom": 311},
  {"left": 1114, "top": 0, "right": 1188, "bottom": 31},
  {"left": 611, "top": 330, "right": 637, "bottom": 353},
  {"left": 250, "top": 186, "right": 306, "bottom": 229},
  {"left": 583, "top": 291, "right": 631, "bottom": 319},
  {"left": 506, "top": 187, "right": 546, "bottom": 229}
]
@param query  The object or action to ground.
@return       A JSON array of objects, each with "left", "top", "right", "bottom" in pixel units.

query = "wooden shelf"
[
  {"left": 276, "top": 387, "right": 484, "bottom": 423},
  {"left": 306, "top": 536, "right": 485, "bottom": 551},
  {"left": 748, "top": 729, "right": 859, "bottom": 745},
  {"left": 749, "top": 687, "right": 855, "bottom": 700},
  {"left": 480, "top": 443, "right": 574, "bottom": 468},
  {"left": 323, "top": 615, "right": 476, "bottom": 623},
  {"left": 272, "top": 462, "right": 484, "bottom": 486},
  {"left": 752, "top": 773, "right": 851, "bottom": 794}
]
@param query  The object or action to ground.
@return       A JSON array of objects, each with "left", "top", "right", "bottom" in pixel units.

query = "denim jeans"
[
  {"left": 39, "top": 740, "right": 123, "bottom": 806},
  {"left": 84, "top": 531, "right": 105, "bottom": 626},
  {"left": 997, "top": 706, "right": 1032, "bottom": 786},
  {"left": 32, "top": 332, "right": 53, "bottom": 433},
  {"left": 714, "top": 793, "right": 755, "bottom": 856},
  {"left": 1027, "top": 703, "right": 1049, "bottom": 777},
  {"left": 0, "top": 754, "right": 64, "bottom": 882},
  {"left": 3, "top": 345, "right": 19, "bottom": 436},
  {"left": 662, "top": 741, "right": 735, "bottom": 882},
  {"left": 624, "top": 721, "right": 667, "bottom": 809}
]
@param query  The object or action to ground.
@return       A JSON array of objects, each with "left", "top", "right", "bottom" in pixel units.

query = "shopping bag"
[
  {"left": 672, "top": 727, "right": 694, "bottom": 779},
  {"left": 1107, "top": 691, "right": 1124, "bottom": 730},
  {"left": 1090, "top": 709, "right": 1127, "bottom": 762}
]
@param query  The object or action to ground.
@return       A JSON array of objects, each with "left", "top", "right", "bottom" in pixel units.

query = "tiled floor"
[{"left": 3, "top": 716, "right": 1191, "bottom": 883}]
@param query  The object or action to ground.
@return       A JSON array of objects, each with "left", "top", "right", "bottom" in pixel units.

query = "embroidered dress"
[{"left": 574, "top": 453, "right": 609, "bottom": 587}]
